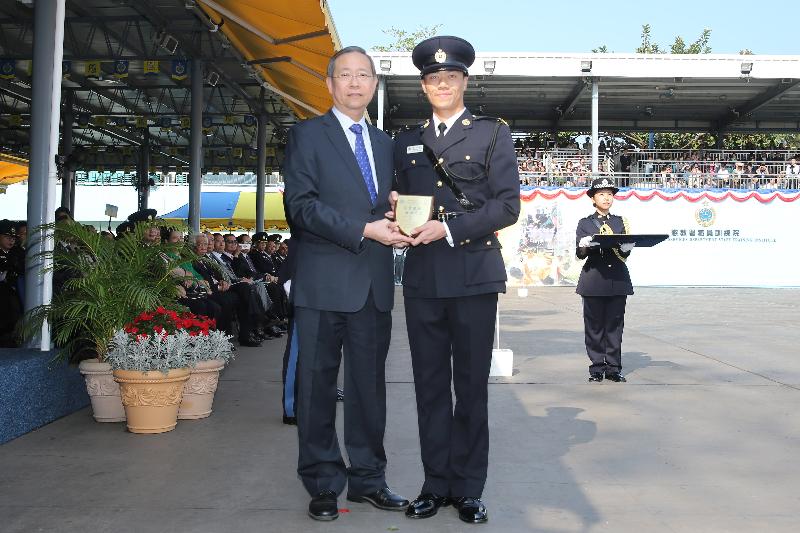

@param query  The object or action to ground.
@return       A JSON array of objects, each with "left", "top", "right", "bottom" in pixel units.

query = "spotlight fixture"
[
  {"left": 483, "top": 60, "right": 496, "bottom": 74},
  {"left": 580, "top": 60, "right": 592, "bottom": 73},
  {"left": 206, "top": 71, "right": 220, "bottom": 87},
  {"left": 158, "top": 32, "right": 179, "bottom": 55},
  {"left": 740, "top": 62, "right": 753, "bottom": 75},
  {"left": 379, "top": 59, "right": 392, "bottom": 72}
]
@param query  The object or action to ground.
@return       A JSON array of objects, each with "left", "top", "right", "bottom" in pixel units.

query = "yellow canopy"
[
  {"left": 0, "top": 154, "right": 29, "bottom": 186},
  {"left": 197, "top": 0, "right": 340, "bottom": 119},
  {"left": 231, "top": 191, "right": 288, "bottom": 229}
]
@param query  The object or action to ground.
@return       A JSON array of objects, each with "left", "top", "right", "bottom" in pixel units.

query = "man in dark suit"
[
  {"left": 575, "top": 177, "right": 634, "bottom": 383},
  {"left": 283, "top": 45, "right": 413, "bottom": 522},
  {"left": 391, "top": 36, "right": 520, "bottom": 525}
]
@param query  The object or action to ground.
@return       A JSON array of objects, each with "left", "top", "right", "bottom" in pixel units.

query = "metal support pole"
[
  {"left": 188, "top": 59, "right": 204, "bottom": 234},
  {"left": 25, "top": 0, "right": 66, "bottom": 350},
  {"left": 377, "top": 76, "right": 386, "bottom": 131},
  {"left": 591, "top": 80, "right": 599, "bottom": 174},
  {"left": 60, "top": 90, "right": 74, "bottom": 211},
  {"left": 137, "top": 127, "right": 150, "bottom": 211},
  {"left": 256, "top": 112, "right": 267, "bottom": 233}
]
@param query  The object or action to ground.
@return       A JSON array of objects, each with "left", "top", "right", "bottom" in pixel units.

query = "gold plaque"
[{"left": 395, "top": 195, "right": 434, "bottom": 236}]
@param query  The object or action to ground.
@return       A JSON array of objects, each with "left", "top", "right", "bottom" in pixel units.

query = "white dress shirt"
[
  {"left": 331, "top": 105, "right": 378, "bottom": 192},
  {"left": 432, "top": 107, "right": 466, "bottom": 137}
]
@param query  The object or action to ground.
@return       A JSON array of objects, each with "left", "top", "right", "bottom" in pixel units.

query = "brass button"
[
  {"left": 459, "top": 241, "right": 465, "bottom": 246},
  {"left": 411, "top": 159, "right": 416, "bottom": 165},
  {"left": 465, "top": 239, "right": 470, "bottom": 244},
  {"left": 438, "top": 157, "right": 444, "bottom": 164},
  {"left": 437, "top": 181, "right": 443, "bottom": 187},
  {"left": 486, "top": 240, "right": 492, "bottom": 245},
  {"left": 465, "top": 155, "right": 471, "bottom": 160},
  {"left": 438, "top": 206, "right": 445, "bottom": 212}
]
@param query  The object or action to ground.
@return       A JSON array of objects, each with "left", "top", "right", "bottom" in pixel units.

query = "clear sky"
[{"left": 327, "top": 0, "right": 798, "bottom": 55}]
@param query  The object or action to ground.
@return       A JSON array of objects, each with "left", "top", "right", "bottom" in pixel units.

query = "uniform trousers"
[
  {"left": 405, "top": 293, "right": 497, "bottom": 498},
  {"left": 294, "top": 291, "right": 391, "bottom": 497},
  {"left": 582, "top": 295, "right": 627, "bottom": 374}
]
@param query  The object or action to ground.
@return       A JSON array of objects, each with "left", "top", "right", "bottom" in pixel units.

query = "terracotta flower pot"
[
  {"left": 78, "top": 358, "right": 125, "bottom": 422},
  {"left": 178, "top": 358, "right": 226, "bottom": 420},
  {"left": 113, "top": 368, "right": 190, "bottom": 434}
]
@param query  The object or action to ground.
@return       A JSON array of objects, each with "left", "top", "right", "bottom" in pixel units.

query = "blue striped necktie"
[{"left": 349, "top": 123, "right": 378, "bottom": 205}]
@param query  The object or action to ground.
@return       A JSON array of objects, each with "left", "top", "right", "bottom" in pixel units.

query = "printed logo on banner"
[{"left": 695, "top": 202, "right": 716, "bottom": 227}]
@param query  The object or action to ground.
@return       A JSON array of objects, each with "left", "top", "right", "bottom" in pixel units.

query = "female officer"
[{"left": 575, "top": 178, "right": 634, "bottom": 383}]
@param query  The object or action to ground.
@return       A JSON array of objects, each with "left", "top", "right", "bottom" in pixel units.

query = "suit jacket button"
[
  {"left": 411, "top": 159, "right": 416, "bottom": 164},
  {"left": 460, "top": 241, "right": 465, "bottom": 246},
  {"left": 465, "top": 239, "right": 470, "bottom": 244},
  {"left": 371, "top": 208, "right": 375, "bottom": 215}
]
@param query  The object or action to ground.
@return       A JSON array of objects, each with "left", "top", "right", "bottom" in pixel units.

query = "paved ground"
[{"left": 2, "top": 287, "right": 799, "bottom": 532}]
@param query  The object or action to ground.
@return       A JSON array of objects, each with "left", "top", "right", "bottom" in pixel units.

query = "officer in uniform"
[
  {"left": 575, "top": 177, "right": 634, "bottom": 383},
  {"left": 392, "top": 36, "right": 520, "bottom": 524},
  {"left": 0, "top": 220, "right": 22, "bottom": 346}
]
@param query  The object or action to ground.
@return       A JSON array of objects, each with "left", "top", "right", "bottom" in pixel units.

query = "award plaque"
[{"left": 395, "top": 195, "right": 434, "bottom": 236}]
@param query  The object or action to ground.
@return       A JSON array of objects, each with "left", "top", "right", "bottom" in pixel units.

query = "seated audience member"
[{"left": 190, "top": 233, "right": 263, "bottom": 347}]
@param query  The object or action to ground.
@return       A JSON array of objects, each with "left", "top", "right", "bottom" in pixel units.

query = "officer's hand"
[
  {"left": 410, "top": 220, "right": 447, "bottom": 246},
  {"left": 620, "top": 242, "right": 635, "bottom": 253},
  {"left": 385, "top": 191, "right": 399, "bottom": 220},
  {"left": 578, "top": 236, "right": 600, "bottom": 248},
  {"left": 364, "top": 218, "right": 414, "bottom": 247}
]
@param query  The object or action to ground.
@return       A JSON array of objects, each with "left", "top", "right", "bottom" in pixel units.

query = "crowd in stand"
[
  {"left": 0, "top": 209, "right": 292, "bottom": 349},
  {"left": 515, "top": 136, "right": 800, "bottom": 190}
]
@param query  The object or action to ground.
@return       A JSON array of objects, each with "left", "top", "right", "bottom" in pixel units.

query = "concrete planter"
[
  {"left": 78, "top": 358, "right": 125, "bottom": 422},
  {"left": 178, "top": 358, "right": 225, "bottom": 420},
  {"left": 113, "top": 368, "right": 190, "bottom": 434}
]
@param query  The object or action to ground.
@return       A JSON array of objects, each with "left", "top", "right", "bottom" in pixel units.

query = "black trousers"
[
  {"left": 582, "top": 295, "right": 627, "bottom": 374},
  {"left": 294, "top": 291, "right": 391, "bottom": 497},
  {"left": 405, "top": 293, "right": 497, "bottom": 499}
]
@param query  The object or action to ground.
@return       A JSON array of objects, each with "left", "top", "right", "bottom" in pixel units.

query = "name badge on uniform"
[{"left": 406, "top": 144, "right": 424, "bottom": 154}]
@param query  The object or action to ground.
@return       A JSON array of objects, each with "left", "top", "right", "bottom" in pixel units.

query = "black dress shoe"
[
  {"left": 308, "top": 490, "right": 338, "bottom": 521},
  {"left": 336, "top": 388, "right": 344, "bottom": 402},
  {"left": 453, "top": 497, "right": 488, "bottom": 524},
  {"left": 588, "top": 372, "right": 604, "bottom": 382},
  {"left": 605, "top": 372, "right": 627, "bottom": 382},
  {"left": 265, "top": 326, "right": 284, "bottom": 338},
  {"left": 347, "top": 487, "right": 409, "bottom": 511},
  {"left": 282, "top": 415, "right": 297, "bottom": 425},
  {"left": 238, "top": 336, "right": 262, "bottom": 348},
  {"left": 405, "top": 493, "right": 451, "bottom": 519}
]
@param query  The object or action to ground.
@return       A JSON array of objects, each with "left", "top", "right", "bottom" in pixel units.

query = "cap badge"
[{"left": 435, "top": 49, "right": 447, "bottom": 63}]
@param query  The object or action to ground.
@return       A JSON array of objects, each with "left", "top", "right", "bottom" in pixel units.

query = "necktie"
[
  {"left": 348, "top": 123, "right": 377, "bottom": 205},
  {"left": 437, "top": 122, "right": 447, "bottom": 137}
]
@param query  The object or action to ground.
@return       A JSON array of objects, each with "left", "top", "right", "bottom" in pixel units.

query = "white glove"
[
  {"left": 620, "top": 242, "right": 635, "bottom": 253},
  {"left": 579, "top": 236, "right": 600, "bottom": 248}
]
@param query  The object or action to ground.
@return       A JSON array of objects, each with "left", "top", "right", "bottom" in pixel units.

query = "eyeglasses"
[{"left": 332, "top": 72, "right": 374, "bottom": 82}]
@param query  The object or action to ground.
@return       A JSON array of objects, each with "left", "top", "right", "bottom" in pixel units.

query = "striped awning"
[{"left": 161, "top": 190, "right": 288, "bottom": 229}]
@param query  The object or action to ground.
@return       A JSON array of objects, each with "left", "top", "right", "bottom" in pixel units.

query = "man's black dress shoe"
[
  {"left": 405, "top": 493, "right": 451, "bottom": 519},
  {"left": 238, "top": 336, "right": 262, "bottom": 348},
  {"left": 588, "top": 372, "right": 604, "bottom": 382},
  {"left": 347, "top": 487, "right": 409, "bottom": 511},
  {"left": 605, "top": 372, "right": 626, "bottom": 382},
  {"left": 336, "top": 388, "right": 344, "bottom": 402},
  {"left": 453, "top": 497, "right": 488, "bottom": 524},
  {"left": 308, "top": 490, "right": 338, "bottom": 521},
  {"left": 282, "top": 415, "right": 296, "bottom": 425}
]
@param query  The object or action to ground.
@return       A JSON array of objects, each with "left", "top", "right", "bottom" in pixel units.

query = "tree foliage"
[
  {"left": 373, "top": 25, "right": 442, "bottom": 52},
  {"left": 594, "top": 24, "right": 712, "bottom": 54}
]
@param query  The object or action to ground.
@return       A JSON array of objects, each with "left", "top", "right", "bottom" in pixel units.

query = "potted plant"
[
  {"left": 22, "top": 221, "right": 190, "bottom": 422},
  {"left": 106, "top": 308, "right": 233, "bottom": 433},
  {"left": 177, "top": 315, "right": 234, "bottom": 420}
]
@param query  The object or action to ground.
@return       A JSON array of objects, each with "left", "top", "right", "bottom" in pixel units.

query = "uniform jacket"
[
  {"left": 249, "top": 249, "right": 277, "bottom": 276},
  {"left": 575, "top": 213, "right": 634, "bottom": 297},
  {"left": 393, "top": 109, "right": 520, "bottom": 298},
  {"left": 283, "top": 110, "right": 394, "bottom": 313}
]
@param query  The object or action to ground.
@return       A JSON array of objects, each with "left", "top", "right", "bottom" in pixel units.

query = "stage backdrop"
[{"left": 498, "top": 188, "right": 800, "bottom": 288}]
